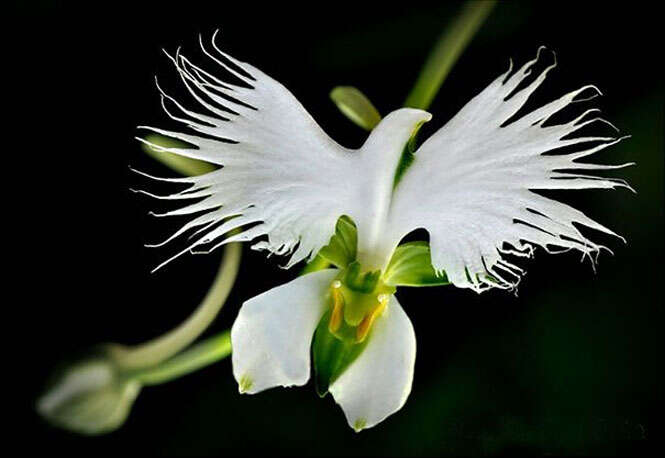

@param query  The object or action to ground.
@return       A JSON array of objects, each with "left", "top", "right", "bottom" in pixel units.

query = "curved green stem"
[
  {"left": 134, "top": 331, "right": 232, "bottom": 385},
  {"left": 112, "top": 242, "right": 242, "bottom": 369},
  {"left": 404, "top": 0, "right": 496, "bottom": 110},
  {"left": 125, "top": 250, "right": 330, "bottom": 387}
]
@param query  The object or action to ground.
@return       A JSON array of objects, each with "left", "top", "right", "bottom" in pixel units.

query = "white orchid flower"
[{"left": 136, "top": 32, "right": 632, "bottom": 431}]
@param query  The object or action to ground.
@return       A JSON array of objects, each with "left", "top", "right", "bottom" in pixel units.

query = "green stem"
[
  {"left": 126, "top": 252, "right": 330, "bottom": 386},
  {"left": 404, "top": 0, "right": 496, "bottom": 110},
  {"left": 112, "top": 242, "right": 242, "bottom": 369},
  {"left": 134, "top": 331, "right": 232, "bottom": 386}
]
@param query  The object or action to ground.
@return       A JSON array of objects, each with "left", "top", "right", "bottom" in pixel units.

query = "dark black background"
[{"left": 13, "top": 1, "right": 663, "bottom": 456}]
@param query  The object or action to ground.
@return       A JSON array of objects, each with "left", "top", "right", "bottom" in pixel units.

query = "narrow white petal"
[
  {"left": 329, "top": 295, "right": 416, "bottom": 431},
  {"left": 231, "top": 269, "right": 337, "bottom": 394},
  {"left": 387, "top": 48, "right": 631, "bottom": 292}
]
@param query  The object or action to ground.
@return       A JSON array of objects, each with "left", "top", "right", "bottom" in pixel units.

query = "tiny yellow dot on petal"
[
  {"left": 353, "top": 418, "right": 367, "bottom": 432},
  {"left": 239, "top": 374, "right": 253, "bottom": 393}
]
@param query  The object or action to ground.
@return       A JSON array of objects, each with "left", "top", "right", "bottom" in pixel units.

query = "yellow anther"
[
  {"left": 356, "top": 294, "right": 389, "bottom": 342},
  {"left": 329, "top": 281, "right": 344, "bottom": 333}
]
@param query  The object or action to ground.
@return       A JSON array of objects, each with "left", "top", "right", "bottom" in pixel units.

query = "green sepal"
[
  {"left": 317, "top": 216, "right": 357, "bottom": 269},
  {"left": 312, "top": 311, "right": 368, "bottom": 397},
  {"left": 383, "top": 241, "right": 450, "bottom": 287},
  {"left": 300, "top": 253, "right": 331, "bottom": 275}
]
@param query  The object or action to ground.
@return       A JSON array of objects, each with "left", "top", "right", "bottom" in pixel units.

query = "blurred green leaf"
[
  {"left": 141, "top": 134, "right": 216, "bottom": 176},
  {"left": 404, "top": 0, "right": 496, "bottom": 109},
  {"left": 330, "top": 86, "right": 382, "bottom": 130}
]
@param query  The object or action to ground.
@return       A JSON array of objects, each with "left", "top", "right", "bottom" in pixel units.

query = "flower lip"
[{"left": 328, "top": 294, "right": 416, "bottom": 432}]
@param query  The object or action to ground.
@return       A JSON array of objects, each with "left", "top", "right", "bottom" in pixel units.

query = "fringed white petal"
[
  {"left": 231, "top": 269, "right": 338, "bottom": 394},
  {"left": 329, "top": 295, "right": 416, "bottom": 431},
  {"left": 387, "top": 47, "right": 632, "bottom": 292},
  {"left": 137, "top": 31, "right": 367, "bottom": 272}
]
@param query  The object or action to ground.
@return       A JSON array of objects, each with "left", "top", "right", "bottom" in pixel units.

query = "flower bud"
[
  {"left": 37, "top": 346, "right": 141, "bottom": 435},
  {"left": 329, "top": 86, "right": 382, "bottom": 131}
]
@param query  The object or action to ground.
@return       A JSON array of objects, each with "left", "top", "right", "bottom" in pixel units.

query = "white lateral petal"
[
  {"left": 137, "top": 34, "right": 357, "bottom": 271},
  {"left": 387, "top": 48, "right": 631, "bottom": 292},
  {"left": 138, "top": 32, "right": 358, "bottom": 270},
  {"left": 231, "top": 269, "right": 337, "bottom": 394},
  {"left": 329, "top": 295, "right": 416, "bottom": 432},
  {"left": 137, "top": 34, "right": 430, "bottom": 272}
]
